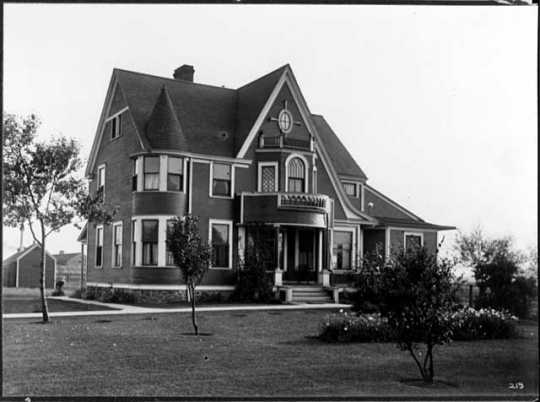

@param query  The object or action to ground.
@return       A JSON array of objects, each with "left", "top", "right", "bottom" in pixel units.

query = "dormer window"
[
  {"left": 111, "top": 115, "right": 121, "bottom": 139},
  {"left": 343, "top": 182, "right": 357, "bottom": 197}
]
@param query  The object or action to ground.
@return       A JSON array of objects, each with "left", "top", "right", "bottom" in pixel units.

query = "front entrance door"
[{"left": 283, "top": 228, "right": 317, "bottom": 283}]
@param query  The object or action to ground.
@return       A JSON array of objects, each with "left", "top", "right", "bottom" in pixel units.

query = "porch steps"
[{"left": 289, "top": 286, "right": 333, "bottom": 304}]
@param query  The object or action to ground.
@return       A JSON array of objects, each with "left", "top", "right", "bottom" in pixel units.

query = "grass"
[
  {"left": 2, "top": 295, "right": 117, "bottom": 314},
  {"left": 2, "top": 309, "right": 538, "bottom": 397}
]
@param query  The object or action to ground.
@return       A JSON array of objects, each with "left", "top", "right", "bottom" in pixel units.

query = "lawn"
[
  {"left": 2, "top": 309, "right": 538, "bottom": 397},
  {"left": 2, "top": 296, "right": 118, "bottom": 314}
]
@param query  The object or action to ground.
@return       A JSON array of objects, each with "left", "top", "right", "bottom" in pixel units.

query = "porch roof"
[{"left": 374, "top": 217, "right": 456, "bottom": 231}]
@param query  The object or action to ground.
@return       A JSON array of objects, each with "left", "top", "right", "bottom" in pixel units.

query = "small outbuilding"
[{"left": 2, "top": 244, "right": 56, "bottom": 288}]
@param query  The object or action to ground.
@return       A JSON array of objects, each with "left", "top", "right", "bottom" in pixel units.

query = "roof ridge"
[
  {"left": 113, "top": 68, "right": 237, "bottom": 92},
  {"left": 236, "top": 64, "right": 290, "bottom": 91}
]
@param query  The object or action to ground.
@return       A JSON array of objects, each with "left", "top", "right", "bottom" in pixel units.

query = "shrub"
[
  {"left": 319, "top": 310, "right": 394, "bottom": 343},
  {"left": 451, "top": 307, "right": 519, "bottom": 340},
  {"left": 70, "top": 288, "right": 83, "bottom": 299}
]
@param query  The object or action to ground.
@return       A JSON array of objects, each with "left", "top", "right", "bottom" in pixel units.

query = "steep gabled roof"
[
  {"left": 115, "top": 69, "right": 237, "bottom": 157},
  {"left": 311, "top": 114, "right": 368, "bottom": 181},
  {"left": 234, "top": 65, "right": 289, "bottom": 154},
  {"left": 2, "top": 245, "right": 33, "bottom": 266}
]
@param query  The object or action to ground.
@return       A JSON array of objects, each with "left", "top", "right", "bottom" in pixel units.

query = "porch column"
[
  {"left": 317, "top": 229, "right": 323, "bottom": 272},
  {"left": 274, "top": 225, "right": 283, "bottom": 286},
  {"left": 294, "top": 229, "right": 299, "bottom": 269}
]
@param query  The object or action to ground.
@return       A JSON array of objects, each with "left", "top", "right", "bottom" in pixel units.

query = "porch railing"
[{"left": 277, "top": 193, "right": 329, "bottom": 212}]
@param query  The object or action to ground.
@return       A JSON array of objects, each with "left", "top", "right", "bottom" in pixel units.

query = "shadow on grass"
[{"left": 400, "top": 378, "right": 458, "bottom": 388}]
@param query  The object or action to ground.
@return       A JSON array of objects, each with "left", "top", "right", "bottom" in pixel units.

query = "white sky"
[{"left": 3, "top": 4, "right": 537, "bottom": 259}]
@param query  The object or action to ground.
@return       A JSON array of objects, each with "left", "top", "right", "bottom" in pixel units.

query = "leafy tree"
[
  {"left": 358, "top": 247, "right": 457, "bottom": 383},
  {"left": 454, "top": 228, "right": 535, "bottom": 317},
  {"left": 166, "top": 215, "right": 211, "bottom": 335},
  {"left": 3, "top": 113, "right": 114, "bottom": 323}
]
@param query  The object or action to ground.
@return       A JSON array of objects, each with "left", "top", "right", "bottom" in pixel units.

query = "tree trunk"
[
  {"left": 190, "top": 284, "right": 198, "bottom": 335},
  {"left": 40, "top": 234, "right": 50, "bottom": 323},
  {"left": 407, "top": 345, "right": 426, "bottom": 381}
]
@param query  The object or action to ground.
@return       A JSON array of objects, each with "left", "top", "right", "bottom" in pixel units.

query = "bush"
[
  {"left": 451, "top": 307, "right": 519, "bottom": 340},
  {"left": 231, "top": 263, "right": 275, "bottom": 303},
  {"left": 319, "top": 307, "right": 520, "bottom": 343},
  {"left": 319, "top": 310, "right": 394, "bottom": 343},
  {"left": 70, "top": 288, "right": 83, "bottom": 299}
]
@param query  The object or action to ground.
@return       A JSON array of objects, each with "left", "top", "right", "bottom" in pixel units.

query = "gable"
[{"left": 260, "top": 84, "right": 311, "bottom": 143}]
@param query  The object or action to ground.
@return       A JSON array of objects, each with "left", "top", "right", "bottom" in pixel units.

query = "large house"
[{"left": 82, "top": 64, "right": 454, "bottom": 302}]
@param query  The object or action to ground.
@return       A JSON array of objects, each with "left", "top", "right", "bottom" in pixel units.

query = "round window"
[{"left": 278, "top": 109, "right": 293, "bottom": 134}]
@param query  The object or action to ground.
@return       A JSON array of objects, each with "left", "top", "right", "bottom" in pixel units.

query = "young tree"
[
  {"left": 166, "top": 215, "right": 211, "bottom": 335},
  {"left": 376, "top": 248, "right": 457, "bottom": 383},
  {"left": 3, "top": 113, "right": 114, "bottom": 323}
]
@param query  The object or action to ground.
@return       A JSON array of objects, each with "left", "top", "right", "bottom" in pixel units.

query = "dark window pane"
[
  {"left": 333, "top": 231, "right": 352, "bottom": 269},
  {"left": 405, "top": 235, "right": 422, "bottom": 251},
  {"left": 213, "top": 179, "right": 230, "bottom": 196},
  {"left": 167, "top": 174, "right": 182, "bottom": 191},
  {"left": 211, "top": 223, "right": 229, "bottom": 267},
  {"left": 142, "top": 220, "right": 158, "bottom": 242}
]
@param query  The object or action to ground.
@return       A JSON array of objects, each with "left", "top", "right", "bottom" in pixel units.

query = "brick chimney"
[{"left": 173, "top": 65, "right": 194, "bottom": 82}]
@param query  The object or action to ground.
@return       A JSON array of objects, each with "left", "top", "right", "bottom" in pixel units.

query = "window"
[
  {"left": 167, "top": 157, "right": 183, "bottom": 191},
  {"left": 404, "top": 233, "right": 423, "bottom": 252},
  {"left": 212, "top": 163, "right": 231, "bottom": 197},
  {"left": 111, "top": 115, "right": 121, "bottom": 139},
  {"left": 343, "top": 182, "right": 357, "bottom": 197},
  {"left": 258, "top": 163, "right": 277, "bottom": 192},
  {"left": 166, "top": 219, "right": 175, "bottom": 266},
  {"left": 333, "top": 230, "right": 353, "bottom": 270},
  {"left": 210, "top": 221, "right": 231, "bottom": 268},
  {"left": 132, "top": 159, "right": 138, "bottom": 191},
  {"left": 131, "top": 220, "right": 136, "bottom": 265},
  {"left": 112, "top": 222, "right": 123, "bottom": 267},
  {"left": 95, "top": 226, "right": 103, "bottom": 267},
  {"left": 97, "top": 165, "right": 106, "bottom": 200},
  {"left": 144, "top": 156, "right": 160, "bottom": 191},
  {"left": 142, "top": 220, "right": 158, "bottom": 265},
  {"left": 287, "top": 157, "right": 306, "bottom": 193}
]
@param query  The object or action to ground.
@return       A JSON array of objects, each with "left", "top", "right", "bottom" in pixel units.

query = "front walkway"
[{"left": 3, "top": 296, "right": 351, "bottom": 319}]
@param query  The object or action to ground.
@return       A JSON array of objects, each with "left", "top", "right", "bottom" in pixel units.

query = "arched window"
[{"left": 287, "top": 157, "right": 306, "bottom": 193}]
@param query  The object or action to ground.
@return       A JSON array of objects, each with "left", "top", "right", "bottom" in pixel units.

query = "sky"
[{"left": 2, "top": 4, "right": 537, "bottom": 261}]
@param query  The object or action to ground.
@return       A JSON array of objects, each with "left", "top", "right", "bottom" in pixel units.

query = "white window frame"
[
  {"left": 209, "top": 219, "right": 233, "bottom": 269},
  {"left": 111, "top": 221, "right": 123, "bottom": 268},
  {"left": 166, "top": 155, "right": 187, "bottom": 193},
  {"left": 209, "top": 162, "right": 235, "bottom": 199},
  {"left": 97, "top": 164, "right": 106, "bottom": 200},
  {"left": 95, "top": 225, "right": 104, "bottom": 269},
  {"left": 131, "top": 215, "right": 177, "bottom": 267},
  {"left": 284, "top": 153, "right": 309, "bottom": 193},
  {"left": 257, "top": 161, "right": 279, "bottom": 192},
  {"left": 332, "top": 226, "right": 357, "bottom": 271},
  {"left": 404, "top": 232, "right": 424, "bottom": 250},
  {"left": 342, "top": 181, "right": 358, "bottom": 198}
]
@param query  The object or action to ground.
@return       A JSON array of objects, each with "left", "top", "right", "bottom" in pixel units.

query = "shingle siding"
[{"left": 364, "top": 187, "right": 415, "bottom": 220}]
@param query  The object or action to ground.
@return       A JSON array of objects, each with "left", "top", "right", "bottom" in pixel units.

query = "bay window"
[
  {"left": 167, "top": 157, "right": 183, "bottom": 191},
  {"left": 142, "top": 219, "right": 158, "bottom": 265},
  {"left": 143, "top": 156, "right": 160, "bottom": 191}
]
